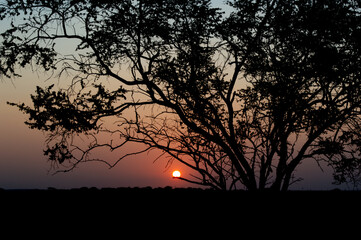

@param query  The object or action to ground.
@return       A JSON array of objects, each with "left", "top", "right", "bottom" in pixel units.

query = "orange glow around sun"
[{"left": 172, "top": 170, "right": 181, "bottom": 178}]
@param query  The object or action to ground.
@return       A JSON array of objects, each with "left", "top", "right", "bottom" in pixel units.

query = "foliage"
[{"left": 1, "top": 0, "right": 361, "bottom": 190}]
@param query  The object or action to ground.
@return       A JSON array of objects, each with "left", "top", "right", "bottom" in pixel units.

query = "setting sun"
[{"left": 172, "top": 170, "right": 181, "bottom": 178}]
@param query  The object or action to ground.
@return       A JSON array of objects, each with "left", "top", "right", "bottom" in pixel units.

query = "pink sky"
[
  {"left": 0, "top": 73, "right": 343, "bottom": 189},
  {"left": 0, "top": 72, "right": 194, "bottom": 189}
]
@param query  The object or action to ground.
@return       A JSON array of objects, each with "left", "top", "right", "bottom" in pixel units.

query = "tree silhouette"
[{"left": 1, "top": 0, "right": 361, "bottom": 191}]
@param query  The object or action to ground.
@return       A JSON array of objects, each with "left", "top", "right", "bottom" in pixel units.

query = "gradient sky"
[{"left": 0, "top": 0, "right": 348, "bottom": 190}]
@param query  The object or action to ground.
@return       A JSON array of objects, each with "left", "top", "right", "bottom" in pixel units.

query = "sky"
[
  {"left": 0, "top": 74, "right": 190, "bottom": 189},
  {"left": 0, "top": 77, "right": 342, "bottom": 190},
  {"left": 0, "top": 0, "right": 349, "bottom": 190}
]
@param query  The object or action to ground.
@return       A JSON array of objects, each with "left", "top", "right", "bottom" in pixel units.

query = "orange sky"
[
  {"left": 0, "top": 71, "right": 193, "bottom": 189},
  {"left": 0, "top": 73, "right": 343, "bottom": 189}
]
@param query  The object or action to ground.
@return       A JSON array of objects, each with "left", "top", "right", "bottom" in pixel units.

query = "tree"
[{"left": 1, "top": 0, "right": 361, "bottom": 191}]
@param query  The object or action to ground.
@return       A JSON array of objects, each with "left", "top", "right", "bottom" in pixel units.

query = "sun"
[{"left": 172, "top": 170, "right": 181, "bottom": 178}]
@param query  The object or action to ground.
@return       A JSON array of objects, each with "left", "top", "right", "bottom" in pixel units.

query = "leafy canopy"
[{"left": 2, "top": 0, "right": 361, "bottom": 190}]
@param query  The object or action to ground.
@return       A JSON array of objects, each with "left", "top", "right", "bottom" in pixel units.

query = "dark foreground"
[
  {"left": 1, "top": 187, "right": 360, "bottom": 236},
  {"left": 2, "top": 187, "right": 361, "bottom": 220},
  {"left": 2, "top": 186, "right": 361, "bottom": 208}
]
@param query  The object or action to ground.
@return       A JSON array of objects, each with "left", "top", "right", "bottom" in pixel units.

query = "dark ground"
[
  {"left": 2, "top": 186, "right": 360, "bottom": 209},
  {"left": 1, "top": 187, "right": 360, "bottom": 236}
]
